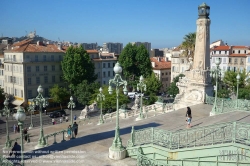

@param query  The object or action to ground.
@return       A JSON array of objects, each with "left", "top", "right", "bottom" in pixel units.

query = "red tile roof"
[
  {"left": 12, "top": 39, "right": 33, "bottom": 47},
  {"left": 232, "top": 46, "right": 250, "bottom": 49},
  {"left": 150, "top": 57, "right": 171, "bottom": 70},
  {"left": 87, "top": 50, "right": 99, "bottom": 53},
  {"left": 229, "top": 54, "right": 247, "bottom": 57},
  {"left": 212, "top": 46, "right": 230, "bottom": 50}
]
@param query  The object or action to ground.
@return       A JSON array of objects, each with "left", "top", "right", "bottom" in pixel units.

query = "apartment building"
[
  {"left": 131, "top": 42, "right": 151, "bottom": 56},
  {"left": 81, "top": 43, "right": 98, "bottom": 50},
  {"left": 151, "top": 49, "right": 163, "bottom": 57},
  {"left": 87, "top": 50, "right": 117, "bottom": 86},
  {"left": 103, "top": 42, "right": 123, "bottom": 55},
  {"left": 3, "top": 39, "right": 65, "bottom": 106},
  {"left": 150, "top": 57, "right": 171, "bottom": 92}
]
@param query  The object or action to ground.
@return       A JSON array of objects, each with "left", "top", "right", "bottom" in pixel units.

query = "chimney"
[
  {"left": 151, "top": 62, "right": 155, "bottom": 67},
  {"left": 157, "top": 57, "right": 160, "bottom": 62},
  {"left": 165, "top": 57, "right": 168, "bottom": 62},
  {"left": 57, "top": 43, "right": 62, "bottom": 50},
  {"left": 37, "top": 41, "right": 39, "bottom": 45}
]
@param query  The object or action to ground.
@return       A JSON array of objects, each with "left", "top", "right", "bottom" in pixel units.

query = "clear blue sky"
[{"left": 0, "top": 0, "right": 249, "bottom": 48}]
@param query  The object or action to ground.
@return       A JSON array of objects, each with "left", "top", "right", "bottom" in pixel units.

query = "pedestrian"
[
  {"left": 9, "top": 142, "right": 21, "bottom": 158},
  {"left": 17, "top": 125, "right": 20, "bottom": 133},
  {"left": 13, "top": 124, "right": 16, "bottom": 133},
  {"left": 45, "top": 109, "right": 47, "bottom": 115},
  {"left": 74, "top": 115, "right": 77, "bottom": 121},
  {"left": 52, "top": 118, "right": 55, "bottom": 125},
  {"left": 186, "top": 107, "right": 192, "bottom": 128},
  {"left": 60, "top": 118, "right": 62, "bottom": 123},
  {"left": 62, "top": 114, "right": 65, "bottom": 121},
  {"left": 66, "top": 125, "right": 71, "bottom": 140},
  {"left": 73, "top": 122, "right": 78, "bottom": 138},
  {"left": 65, "top": 116, "right": 68, "bottom": 122},
  {"left": 23, "top": 128, "right": 28, "bottom": 143}
]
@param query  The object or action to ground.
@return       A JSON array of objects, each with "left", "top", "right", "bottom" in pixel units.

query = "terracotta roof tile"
[
  {"left": 12, "top": 39, "right": 33, "bottom": 47},
  {"left": 87, "top": 50, "right": 99, "bottom": 53},
  {"left": 229, "top": 54, "right": 247, "bottom": 57},
  {"left": 232, "top": 46, "right": 250, "bottom": 49},
  {"left": 150, "top": 57, "right": 171, "bottom": 70},
  {"left": 212, "top": 46, "right": 230, "bottom": 50}
]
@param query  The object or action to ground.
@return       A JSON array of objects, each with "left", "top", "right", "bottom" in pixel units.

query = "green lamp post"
[
  {"left": 210, "top": 58, "right": 221, "bottom": 115},
  {"left": 236, "top": 73, "right": 240, "bottom": 108},
  {"left": 28, "top": 101, "right": 35, "bottom": 129},
  {"left": 15, "top": 106, "right": 26, "bottom": 166},
  {"left": 34, "top": 85, "right": 49, "bottom": 149},
  {"left": 0, "top": 96, "right": 11, "bottom": 149},
  {"left": 108, "top": 62, "right": 128, "bottom": 160},
  {"left": 68, "top": 96, "right": 75, "bottom": 126},
  {"left": 136, "top": 75, "right": 146, "bottom": 121},
  {"left": 97, "top": 87, "right": 105, "bottom": 125}
]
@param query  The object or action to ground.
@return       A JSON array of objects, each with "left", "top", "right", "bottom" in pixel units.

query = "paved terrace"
[{"left": 1, "top": 104, "right": 250, "bottom": 166}]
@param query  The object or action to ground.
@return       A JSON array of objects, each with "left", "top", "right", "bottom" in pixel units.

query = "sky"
[{"left": 0, "top": 0, "right": 249, "bottom": 48}]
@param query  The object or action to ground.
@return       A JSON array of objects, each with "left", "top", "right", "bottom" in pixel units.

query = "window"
[
  {"left": 45, "top": 88, "right": 49, "bottom": 97},
  {"left": 181, "top": 59, "right": 184, "bottom": 64},
  {"left": 108, "top": 63, "right": 110, "bottom": 68},
  {"left": 35, "top": 55, "right": 38, "bottom": 61},
  {"left": 233, "top": 50, "right": 235, "bottom": 53},
  {"left": 36, "top": 66, "right": 39, "bottom": 72},
  {"left": 238, "top": 50, "right": 240, "bottom": 54},
  {"left": 103, "top": 63, "right": 106, "bottom": 68},
  {"left": 36, "top": 77, "right": 40, "bottom": 84},
  {"left": 28, "top": 90, "right": 32, "bottom": 98},
  {"left": 212, "top": 58, "right": 215, "bottom": 63},
  {"left": 234, "top": 58, "right": 238, "bottom": 63},
  {"left": 52, "top": 76, "right": 55, "bottom": 83},
  {"left": 98, "top": 63, "right": 100, "bottom": 68},
  {"left": 108, "top": 71, "right": 110, "bottom": 77},
  {"left": 20, "top": 78, "right": 22, "bottom": 85},
  {"left": 44, "top": 66, "right": 47, "bottom": 71},
  {"left": 219, "top": 51, "right": 221, "bottom": 54},
  {"left": 248, "top": 57, "right": 250, "bottom": 63},
  {"left": 247, "top": 66, "right": 250, "bottom": 72},
  {"left": 229, "top": 58, "right": 232, "bottom": 63},
  {"left": 28, "top": 78, "right": 31, "bottom": 85},
  {"left": 44, "top": 76, "right": 48, "bottom": 83},
  {"left": 103, "top": 72, "right": 106, "bottom": 78},
  {"left": 98, "top": 72, "right": 100, "bottom": 78},
  {"left": 166, "top": 72, "right": 168, "bottom": 75},
  {"left": 223, "top": 58, "right": 226, "bottom": 63},
  {"left": 51, "top": 55, "right": 54, "bottom": 61},
  {"left": 225, "top": 51, "right": 227, "bottom": 54},
  {"left": 14, "top": 89, "right": 17, "bottom": 96},
  {"left": 59, "top": 65, "right": 62, "bottom": 71},
  {"left": 21, "top": 90, "right": 23, "bottom": 98},
  {"left": 162, "top": 73, "right": 164, "bottom": 76},
  {"left": 43, "top": 55, "right": 46, "bottom": 61},
  {"left": 27, "top": 66, "right": 31, "bottom": 72},
  {"left": 113, "top": 63, "right": 115, "bottom": 67},
  {"left": 59, "top": 55, "right": 62, "bottom": 61},
  {"left": 103, "top": 81, "right": 106, "bottom": 85},
  {"left": 20, "top": 66, "right": 22, "bottom": 73},
  {"left": 245, "top": 50, "right": 247, "bottom": 54},
  {"left": 172, "top": 66, "right": 175, "bottom": 72},
  {"left": 52, "top": 65, "right": 55, "bottom": 71}
]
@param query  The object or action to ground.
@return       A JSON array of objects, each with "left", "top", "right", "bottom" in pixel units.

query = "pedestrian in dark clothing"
[
  {"left": 186, "top": 107, "right": 192, "bottom": 128},
  {"left": 73, "top": 122, "right": 78, "bottom": 137},
  {"left": 74, "top": 115, "right": 77, "bottom": 121},
  {"left": 23, "top": 128, "right": 28, "bottom": 142},
  {"left": 17, "top": 125, "right": 20, "bottom": 133},
  {"left": 9, "top": 142, "right": 21, "bottom": 158}
]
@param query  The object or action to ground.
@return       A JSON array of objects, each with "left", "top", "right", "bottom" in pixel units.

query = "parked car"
[{"left": 49, "top": 110, "right": 66, "bottom": 118}]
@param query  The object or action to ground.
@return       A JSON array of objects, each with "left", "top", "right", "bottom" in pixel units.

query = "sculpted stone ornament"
[
  {"left": 79, "top": 101, "right": 98, "bottom": 119},
  {"left": 131, "top": 95, "right": 140, "bottom": 110}
]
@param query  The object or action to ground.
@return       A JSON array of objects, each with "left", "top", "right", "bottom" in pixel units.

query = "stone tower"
[{"left": 173, "top": 3, "right": 213, "bottom": 110}]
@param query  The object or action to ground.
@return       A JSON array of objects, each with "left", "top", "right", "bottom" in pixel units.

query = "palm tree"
[{"left": 180, "top": 32, "right": 196, "bottom": 59}]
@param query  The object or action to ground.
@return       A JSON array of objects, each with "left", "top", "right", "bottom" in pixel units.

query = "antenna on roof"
[
  {"left": 25, "top": 30, "right": 27, "bottom": 36},
  {"left": 58, "top": 37, "right": 61, "bottom": 42}
]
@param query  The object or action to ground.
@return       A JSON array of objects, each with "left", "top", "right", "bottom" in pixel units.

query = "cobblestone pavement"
[{"left": 1, "top": 104, "right": 250, "bottom": 166}]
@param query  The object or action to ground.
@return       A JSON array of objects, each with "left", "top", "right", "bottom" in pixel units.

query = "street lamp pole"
[
  {"left": 68, "top": 96, "right": 75, "bottom": 126},
  {"left": 15, "top": 106, "right": 26, "bottom": 166},
  {"left": 97, "top": 87, "right": 105, "bottom": 125},
  {"left": 236, "top": 73, "right": 240, "bottom": 108},
  {"left": 0, "top": 96, "right": 11, "bottom": 149},
  {"left": 34, "top": 85, "right": 49, "bottom": 149},
  {"left": 210, "top": 58, "right": 221, "bottom": 115},
  {"left": 108, "top": 62, "right": 128, "bottom": 160},
  {"left": 28, "top": 101, "right": 35, "bottom": 129},
  {"left": 136, "top": 75, "right": 146, "bottom": 121}
]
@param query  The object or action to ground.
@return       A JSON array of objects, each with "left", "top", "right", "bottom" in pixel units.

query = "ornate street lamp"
[
  {"left": 68, "top": 96, "right": 75, "bottom": 126},
  {"left": 27, "top": 101, "right": 35, "bottom": 129},
  {"left": 97, "top": 87, "right": 105, "bottom": 125},
  {"left": 15, "top": 106, "right": 26, "bottom": 166},
  {"left": 0, "top": 96, "right": 11, "bottom": 149},
  {"left": 210, "top": 58, "right": 221, "bottom": 114},
  {"left": 136, "top": 75, "right": 146, "bottom": 121},
  {"left": 108, "top": 62, "right": 128, "bottom": 160},
  {"left": 236, "top": 73, "right": 241, "bottom": 108},
  {"left": 34, "top": 85, "right": 49, "bottom": 149}
]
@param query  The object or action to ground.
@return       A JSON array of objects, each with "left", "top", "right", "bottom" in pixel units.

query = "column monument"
[{"left": 174, "top": 3, "right": 213, "bottom": 109}]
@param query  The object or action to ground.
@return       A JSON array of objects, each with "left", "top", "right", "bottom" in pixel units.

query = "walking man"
[
  {"left": 13, "top": 124, "right": 16, "bottom": 133},
  {"left": 73, "top": 122, "right": 78, "bottom": 138}
]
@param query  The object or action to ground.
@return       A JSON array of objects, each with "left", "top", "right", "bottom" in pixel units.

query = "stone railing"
[{"left": 127, "top": 121, "right": 250, "bottom": 150}]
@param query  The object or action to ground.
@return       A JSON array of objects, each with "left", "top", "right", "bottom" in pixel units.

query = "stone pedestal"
[{"left": 108, "top": 147, "right": 126, "bottom": 160}]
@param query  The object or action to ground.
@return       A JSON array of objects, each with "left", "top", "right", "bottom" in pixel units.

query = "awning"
[{"left": 11, "top": 100, "right": 24, "bottom": 106}]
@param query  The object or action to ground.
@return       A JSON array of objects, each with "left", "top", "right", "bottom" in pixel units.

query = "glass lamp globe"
[
  {"left": 99, "top": 87, "right": 103, "bottom": 93},
  {"left": 15, "top": 107, "right": 26, "bottom": 122},
  {"left": 236, "top": 74, "right": 240, "bottom": 80},
  {"left": 108, "top": 86, "right": 113, "bottom": 94},
  {"left": 37, "top": 85, "right": 43, "bottom": 93},
  {"left": 70, "top": 96, "right": 73, "bottom": 101},
  {"left": 113, "top": 62, "right": 122, "bottom": 74},
  {"left": 215, "top": 58, "right": 221, "bottom": 65},
  {"left": 140, "top": 75, "right": 144, "bottom": 82},
  {"left": 123, "top": 86, "right": 128, "bottom": 95}
]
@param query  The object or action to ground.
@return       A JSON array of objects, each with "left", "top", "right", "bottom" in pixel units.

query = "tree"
[
  {"left": 118, "top": 43, "right": 152, "bottom": 89},
  {"left": 74, "top": 80, "right": 100, "bottom": 105},
  {"left": 49, "top": 84, "right": 69, "bottom": 110},
  {"left": 166, "top": 74, "right": 185, "bottom": 97},
  {"left": 61, "top": 46, "right": 97, "bottom": 91},
  {"left": 0, "top": 86, "right": 5, "bottom": 109},
  {"left": 180, "top": 32, "right": 196, "bottom": 59},
  {"left": 90, "top": 85, "right": 130, "bottom": 114},
  {"left": 145, "top": 73, "right": 162, "bottom": 95},
  {"left": 223, "top": 70, "right": 246, "bottom": 91}
]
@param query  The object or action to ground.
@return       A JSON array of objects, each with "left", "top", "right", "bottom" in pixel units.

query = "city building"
[
  {"left": 150, "top": 57, "right": 171, "bottom": 92},
  {"left": 81, "top": 43, "right": 98, "bottom": 50},
  {"left": 103, "top": 42, "right": 123, "bottom": 54},
  {"left": 210, "top": 39, "right": 225, "bottom": 48},
  {"left": 3, "top": 39, "right": 65, "bottom": 107},
  {"left": 151, "top": 49, "right": 164, "bottom": 57},
  {"left": 131, "top": 42, "right": 151, "bottom": 56}
]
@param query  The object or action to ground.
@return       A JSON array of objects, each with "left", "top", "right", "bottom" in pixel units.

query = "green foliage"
[
  {"left": 74, "top": 80, "right": 100, "bottom": 105},
  {"left": 166, "top": 74, "right": 185, "bottom": 97},
  {"left": 61, "top": 46, "right": 97, "bottom": 91},
  {"left": 223, "top": 70, "right": 247, "bottom": 91},
  {"left": 145, "top": 73, "right": 162, "bottom": 95},
  {"left": 238, "top": 88, "right": 250, "bottom": 100},
  {"left": 118, "top": 43, "right": 152, "bottom": 87},
  {"left": 90, "top": 85, "right": 130, "bottom": 114},
  {"left": 180, "top": 32, "right": 196, "bottom": 59},
  {"left": 143, "top": 93, "right": 157, "bottom": 105},
  {"left": 217, "top": 88, "right": 230, "bottom": 98},
  {"left": 49, "top": 84, "right": 69, "bottom": 110}
]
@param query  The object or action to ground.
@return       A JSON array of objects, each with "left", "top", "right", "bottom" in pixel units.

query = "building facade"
[
  {"left": 151, "top": 49, "right": 164, "bottom": 57},
  {"left": 131, "top": 42, "right": 151, "bottom": 56},
  {"left": 81, "top": 43, "right": 98, "bottom": 50},
  {"left": 103, "top": 42, "right": 123, "bottom": 54}
]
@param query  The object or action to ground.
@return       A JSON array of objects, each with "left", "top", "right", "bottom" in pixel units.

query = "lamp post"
[
  {"left": 15, "top": 106, "right": 26, "bottom": 166},
  {"left": 34, "top": 85, "right": 49, "bottom": 149},
  {"left": 28, "top": 101, "right": 35, "bottom": 129},
  {"left": 68, "top": 96, "right": 75, "bottom": 126},
  {"left": 0, "top": 96, "right": 11, "bottom": 149},
  {"left": 236, "top": 73, "right": 240, "bottom": 108},
  {"left": 97, "top": 87, "right": 105, "bottom": 125},
  {"left": 108, "top": 62, "right": 128, "bottom": 160},
  {"left": 136, "top": 75, "right": 146, "bottom": 121},
  {"left": 210, "top": 58, "right": 221, "bottom": 114}
]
